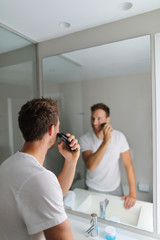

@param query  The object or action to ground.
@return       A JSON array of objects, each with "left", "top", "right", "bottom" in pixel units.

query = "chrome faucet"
[
  {"left": 85, "top": 213, "right": 98, "bottom": 237},
  {"left": 100, "top": 198, "right": 109, "bottom": 219}
]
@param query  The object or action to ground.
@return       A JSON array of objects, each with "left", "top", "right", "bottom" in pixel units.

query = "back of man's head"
[
  {"left": 91, "top": 103, "right": 110, "bottom": 117},
  {"left": 18, "top": 97, "right": 58, "bottom": 142}
]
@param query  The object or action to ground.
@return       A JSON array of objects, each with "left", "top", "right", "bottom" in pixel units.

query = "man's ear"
[
  {"left": 48, "top": 125, "right": 55, "bottom": 136},
  {"left": 106, "top": 117, "right": 110, "bottom": 123}
]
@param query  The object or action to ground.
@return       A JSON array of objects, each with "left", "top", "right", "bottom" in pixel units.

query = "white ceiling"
[{"left": 1, "top": 0, "right": 160, "bottom": 42}]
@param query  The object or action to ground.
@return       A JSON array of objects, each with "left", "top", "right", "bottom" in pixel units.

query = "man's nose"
[{"left": 93, "top": 119, "right": 98, "bottom": 125}]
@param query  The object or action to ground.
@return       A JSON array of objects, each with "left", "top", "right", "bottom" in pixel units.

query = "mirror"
[
  {"left": 0, "top": 25, "right": 37, "bottom": 164},
  {"left": 42, "top": 35, "right": 153, "bottom": 231}
]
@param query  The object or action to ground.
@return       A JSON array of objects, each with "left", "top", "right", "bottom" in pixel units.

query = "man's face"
[{"left": 91, "top": 109, "right": 109, "bottom": 134}]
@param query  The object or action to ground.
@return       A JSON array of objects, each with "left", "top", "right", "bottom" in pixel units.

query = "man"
[
  {"left": 0, "top": 97, "right": 80, "bottom": 240},
  {"left": 79, "top": 103, "right": 136, "bottom": 209}
]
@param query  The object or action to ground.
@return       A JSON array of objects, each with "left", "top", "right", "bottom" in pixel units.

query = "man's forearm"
[
  {"left": 126, "top": 164, "right": 137, "bottom": 197},
  {"left": 57, "top": 160, "right": 76, "bottom": 196},
  {"left": 85, "top": 140, "right": 110, "bottom": 171}
]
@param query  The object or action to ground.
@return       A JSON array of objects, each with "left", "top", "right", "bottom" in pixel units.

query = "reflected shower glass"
[
  {"left": 43, "top": 55, "right": 84, "bottom": 176},
  {"left": 0, "top": 26, "right": 37, "bottom": 164}
]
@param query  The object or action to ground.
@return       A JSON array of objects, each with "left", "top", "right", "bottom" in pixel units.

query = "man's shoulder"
[
  {"left": 79, "top": 132, "right": 94, "bottom": 151},
  {"left": 112, "top": 129, "right": 127, "bottom": 143},
  {"left": 113, "top": 129, "right": 125, "bottom": 137},
  {"left": 112, "top": 129, "right": 129, "bottom": 148},
  {"left": 21, "top": 168, "right": 60, "bottom": 197}
]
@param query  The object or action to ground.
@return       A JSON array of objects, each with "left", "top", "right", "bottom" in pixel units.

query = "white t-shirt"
[
  {"left": 79, "top": 130, "right": 129, "bottom": 192},
  {"left": 0, "top": 152, "right": 67, "bottom": 240}
]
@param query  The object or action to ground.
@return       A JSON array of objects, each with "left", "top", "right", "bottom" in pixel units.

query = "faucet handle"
[
  {"left": 90, "top": 213, "right": 97, "bottom": 223},
  {"left": 105, "top": 198, "right": 109, "bottom": 206},
  {"left": 91, "top": 213, "right": 97, "bottom": 217},
  {"left": 91, "top": 213, "right": 98, "bottom": 225},
  {"left": 100, "top": 198, "right": 109, "bottom": 219}
]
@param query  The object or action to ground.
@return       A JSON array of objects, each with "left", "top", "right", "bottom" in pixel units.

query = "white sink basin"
[
  {"left": 73, "top": 232, "right": 90, "bottom": 240},
  {"left": 76, "top": 194, "right": 142, "bottom": 226}
]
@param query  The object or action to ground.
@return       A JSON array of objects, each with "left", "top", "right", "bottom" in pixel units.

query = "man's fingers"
[{"left": 123, "top": 196, "right": 136, "bottom": 209}]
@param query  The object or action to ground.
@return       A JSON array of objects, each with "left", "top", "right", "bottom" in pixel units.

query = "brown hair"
[
  {"left": 18, "top": 97, "right": 58, "bottom": 142},
  {"left": 91, "top": 103, "right": 110, "bottom": 117}
]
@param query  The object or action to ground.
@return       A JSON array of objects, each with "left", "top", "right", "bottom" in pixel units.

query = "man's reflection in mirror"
[{"left": 79, "top": 103, "right": 137, "bottom": 209}]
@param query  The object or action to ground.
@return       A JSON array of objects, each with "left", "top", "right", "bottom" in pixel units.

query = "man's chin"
[{"left": 93, "top": 128, "right": 101, "bottom": 134}]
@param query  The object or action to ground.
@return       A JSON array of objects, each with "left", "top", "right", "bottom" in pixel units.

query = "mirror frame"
[{"left": 154, "top": 33, "right": 160, "bottom": 235}]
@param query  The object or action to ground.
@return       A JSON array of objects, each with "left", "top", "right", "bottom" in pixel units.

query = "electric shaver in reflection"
[
  {"left": 101, "top": 123, "right": 106, "bottom": 127},
  {"left": 57, "top": 133, "right": 77, "bottom": 152}
]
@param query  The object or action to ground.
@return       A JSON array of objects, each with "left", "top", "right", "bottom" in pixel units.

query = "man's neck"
[
  {"left": 94, "top": 130, "right": 104, "bottom": 140},
  {"left": 20, "top": 140, "right": 48, "bottom": 165}
]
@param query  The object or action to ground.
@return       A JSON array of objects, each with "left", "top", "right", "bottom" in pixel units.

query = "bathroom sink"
[
  {"left": 73, "top": 232, "right": 91, "bottom": 240},
  {"left": 76, "top": 194, "right": 142, "bottom": 226}
]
